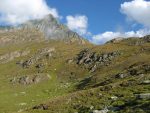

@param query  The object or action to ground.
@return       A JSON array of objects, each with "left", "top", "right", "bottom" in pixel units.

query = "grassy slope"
[
  {"left": 0, "top": 37, "right": 149, "bottom": 113},
  {"left": 0, "top": 40, "right": 92, "bottom": 113}
]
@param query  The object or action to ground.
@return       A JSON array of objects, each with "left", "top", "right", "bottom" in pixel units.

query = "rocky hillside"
[{"left": 0, "top": 15, "right": 150, "bottom": 113}]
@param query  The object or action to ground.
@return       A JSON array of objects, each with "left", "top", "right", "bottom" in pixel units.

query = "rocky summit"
[
  {"left": 0, "top": 14, "right": 87, "bottom": 46},
  {"left": 0, "top": 14, "right": 150, "bottom": 113},
  {"left": 20, "top": 14, "right": 87, "bottom": 44}
]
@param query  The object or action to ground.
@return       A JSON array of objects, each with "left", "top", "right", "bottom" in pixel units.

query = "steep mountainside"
[
  {"left": 0, "top": 15, "right": 149, "bottom": 113},
  {"left": 21, "top": 14, "right": 83, "bottom": 41},
  {"left": 0, "top": 14, "right": 87, "bottom": 46}
]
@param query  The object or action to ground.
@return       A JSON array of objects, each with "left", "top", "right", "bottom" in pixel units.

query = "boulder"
[
  {"left": 135, "top": 93, "right": 150, "bottom": 99},
  {"left": 22, "top": 59, "right": 34, "bottom": 68},
  {"left": 115, "top": 73, "right": 127, "bottom": 79},
  {"left": 142, "top": 80, "right": 150, "bottom": 84},
  {"left": 92, "top": 108, "right": 109, "bottom": 113},
  {"left": 33, "top": 104, "right": 48, "bottom": 110},
  {"left": 35, "top": 64, "right": 44, "bottom": 69},
  {"left": 67, "top": 59, "right": 74, "bottom": 64},
  {"left": 110, "top": 96, "right": 118, "bottom": 100}
]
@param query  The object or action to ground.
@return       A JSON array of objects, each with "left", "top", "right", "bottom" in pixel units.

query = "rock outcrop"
[
  {"left": 106, "top": 37, "right": 124, "bottom": 43},
  {"left": 75, "top": 49, "right": 120, "bottom": 72},
  {"left": 10, "top": 73, "right": 51, "bottom": 85},
  {"left": 106, "top": 35, "right": 150, "bottom": 45},
  {"left": 116, "top": 63, "right": 150, "bottom": 79},
  {"left": 143, "top": 35, "right": 150, "bottom": 42},
  {"left": 18, "top": 47, "right": 55, "bottom": 68},
  {"left": 0, "top": 50, "right": 30, "bottom": 64}
]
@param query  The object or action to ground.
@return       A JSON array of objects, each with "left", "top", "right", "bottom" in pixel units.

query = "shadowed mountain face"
[{"left": 0, "top": 14, "right": 150, "bottom": 113}]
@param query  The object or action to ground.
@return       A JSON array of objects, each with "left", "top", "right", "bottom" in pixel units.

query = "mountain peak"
[
  {"left": 20, "top": 14, "right": 87, "bottom": 44},
  {"left": 42, "top": 14, "right": 57, "bottom": 22}
]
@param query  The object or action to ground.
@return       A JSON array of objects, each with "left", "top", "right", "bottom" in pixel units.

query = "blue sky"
[
  {"left": 46, "top": 0, "right": 131, "bottom": 34},
  {"left": 46, "top": 0, "right": 150, "bottom": 43},
  {"left": 0, "top": 0, "right": 150, "bottom": 44}
]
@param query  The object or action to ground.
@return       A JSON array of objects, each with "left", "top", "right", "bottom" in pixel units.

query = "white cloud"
[
  {"left": 90, "top": 0, "right": 150, "bottom": 44},
  {"left": 0, "top": 0, "right": 60, "bottom": 25},
  {"left": 90, "top": 29, "right": 150, "bottom": 44},
  {"left": 66, "top": 15, "right": 88, "bottom": 35},
  {"left": 121, "top": 0, "right": 150, "bottom": 27}
]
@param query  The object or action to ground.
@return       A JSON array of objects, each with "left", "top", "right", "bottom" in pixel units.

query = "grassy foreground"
[{"left": 0, "top": 37, "right": 150, "bottom": 113}]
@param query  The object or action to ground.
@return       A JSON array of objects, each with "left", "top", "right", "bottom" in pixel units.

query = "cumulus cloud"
[
  {"left": 121, "top": 0, "right": 150, "bottom": 27},
  {"left": 90, "top": 0, "right": 150, "bottom": 44},
  {"left": 65, "top": 0, "right": 150, "bottom": 44},
  {"left": 66, "top": 15, "right": 88, "bottom": 35},
  {"left": 90, "top": 29, "right": 150, "bottom": 44},
  {"left": 0, "top": 0, "right": 60, "bottom": 25}
]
